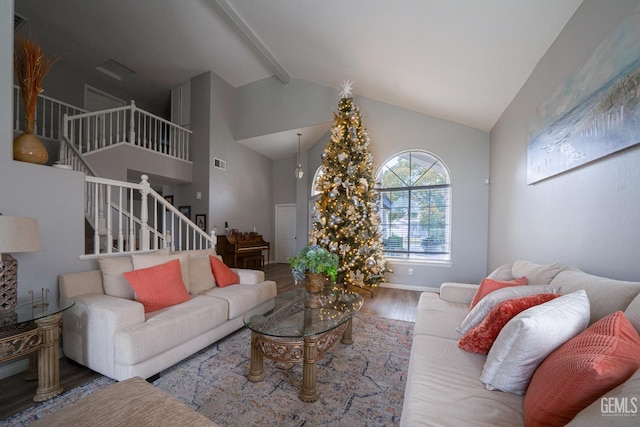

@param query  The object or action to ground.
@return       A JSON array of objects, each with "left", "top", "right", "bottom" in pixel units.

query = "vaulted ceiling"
[{"left": 14, "top": 0, "right": 583, "bottom": 158}]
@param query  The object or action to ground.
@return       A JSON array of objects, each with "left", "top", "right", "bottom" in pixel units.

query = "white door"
[{"left": 275, "top": 204, "right": 297, "bottom": 263}]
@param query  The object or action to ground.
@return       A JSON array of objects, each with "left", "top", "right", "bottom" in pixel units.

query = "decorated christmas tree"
[{"left": 309, "top": 81, "right": 389, "bottom": 290}]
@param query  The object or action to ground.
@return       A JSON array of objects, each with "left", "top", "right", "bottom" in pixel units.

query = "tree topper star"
[{"left": 339, "top": 80, "right": 353, "bottom": 98}]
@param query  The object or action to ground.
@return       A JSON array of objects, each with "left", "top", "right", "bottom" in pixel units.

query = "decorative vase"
[
  {"left": 305, "top": 272, "right": 326, "bottom": 308},
  {"left": 14, "top": 118, "right": 48, "bottom": 164}
]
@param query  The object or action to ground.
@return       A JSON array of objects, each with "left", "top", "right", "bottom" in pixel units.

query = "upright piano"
[{"left": 216, "top": 233, "right": 270, "bottom": 270}]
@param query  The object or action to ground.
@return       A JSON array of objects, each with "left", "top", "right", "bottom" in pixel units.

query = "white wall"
[
  {"left": 237, "top": 78, "right": 490, "bottom": 288},
  {"left": 489, "top": 0, "right": 640, "bottom": 280}
]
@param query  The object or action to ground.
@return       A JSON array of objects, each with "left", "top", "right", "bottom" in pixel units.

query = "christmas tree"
[{"left": 309, "top": 81, "right": 389, "bottom": 290}]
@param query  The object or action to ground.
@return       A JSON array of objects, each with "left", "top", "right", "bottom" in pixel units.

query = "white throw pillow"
[
  {"left": 458, "top": 284, "right": 560, "bottom": 334},
  {"left": 131, "top": 253, "right": 191, "bottom": 292},
  {"left": 480, "top": 290, "right": 590, "bottom": 395}
]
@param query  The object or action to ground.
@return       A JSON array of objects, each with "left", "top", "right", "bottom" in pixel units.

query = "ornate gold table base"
[
  {"left": 0, "top": 313, "right": 64, "bottom": 402},
  {"left": 247, "top": 318, "right": 354, "bottom": 402}
]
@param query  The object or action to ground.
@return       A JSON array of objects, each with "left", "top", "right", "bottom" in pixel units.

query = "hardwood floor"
[{"left": 0, "top": 263, "right": 422, "bottom": 420}]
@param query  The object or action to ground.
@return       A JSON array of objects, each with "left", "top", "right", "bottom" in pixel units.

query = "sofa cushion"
[
  {"left": 480, "top": 290, "right": 590, "bottom": 395},
  {"left": 209, "top": 255, "right": 239, "bottom": 287},
  {"left": 458, "top": 284, "right": 560, "bottom": 334},
  {"left": 458, "top": 293, "right": 559, "bottom": 354},
  {"left": 132, "top": 253, "right": 190, "bottom": 292},
  {"left": 202, "top": 281, "right": 276, "bottom": 319},
  {"left": 115, "top": 295, "right": 229, "bottom": 366},
  {"left": 551, "top": 269, "right": 640, "bottom": 324},
  {"left": 99, "top": 256, "right": 135, "bottom": 300},
  {"left": 511, "top": 260, "right": 565, "bottom": 285},
  {"left": 486, "top": 262, "right": 515, "bottom": 281},
  {"left": 400, "top": 334, "right": 524, "bottom": 427},
  {"left": 566, "top": 368, "right": 640, "bottom": 426},
  {"left": 525, "top": 311, "right": 640, "bottom": 426},
  {"left": 469, "top": 276, "right": 528, "bottom": 309},
  {"left": 123, "top": 260, "right": 190, "bottom": 313},
  {"left": 413, "top": 292, "right": 469, "bottom": 340},
  {"left": 98, "top": 250, "right": 172, "bottom": 299},
  {"left": 189, "top": 256, "right": 216, "bottom": 294},
  {"left": 624, "top": 293, "right": 640, "bottom": 333}
]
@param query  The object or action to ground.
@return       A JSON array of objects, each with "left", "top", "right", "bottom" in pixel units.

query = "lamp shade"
[{"left": 0, "top": 216, "right": 41, "bottom": 253}]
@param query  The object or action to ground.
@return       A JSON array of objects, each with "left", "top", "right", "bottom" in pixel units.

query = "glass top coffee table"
[{"left": 243, "top": 286, "right": 363, "bottom": 402}]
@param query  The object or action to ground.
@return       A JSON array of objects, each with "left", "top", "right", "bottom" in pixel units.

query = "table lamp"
[{"left": 0, "top": 214, "right": 42, "bottom": 313}]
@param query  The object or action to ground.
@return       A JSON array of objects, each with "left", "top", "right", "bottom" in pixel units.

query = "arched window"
[
  {"left": 376, "top": 150, "right": 451, "bottom": 261},
  {"left": 311, "top": 166, "right": 325, "bottom": 197}
]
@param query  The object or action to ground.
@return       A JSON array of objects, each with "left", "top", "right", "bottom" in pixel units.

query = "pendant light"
[{"left": 294, "top": 133, "right": 304, "bottom": 179}]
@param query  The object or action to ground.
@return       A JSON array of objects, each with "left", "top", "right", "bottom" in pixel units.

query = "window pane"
[{"left": 377, "top": 150, "right": 451, "bottom": 261}]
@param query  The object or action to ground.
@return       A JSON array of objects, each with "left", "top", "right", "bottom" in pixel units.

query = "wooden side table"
[{"left": 0, "top": 297, "right": 75, "bottom": 401}]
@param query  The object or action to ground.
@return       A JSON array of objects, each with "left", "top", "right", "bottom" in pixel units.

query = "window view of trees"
[{"left": 377, "top": 151, "right": 451, "bottom": 260}]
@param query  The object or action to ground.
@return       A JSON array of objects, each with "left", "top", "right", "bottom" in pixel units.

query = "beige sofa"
[
  {"left": 59, "top": 249, "right": 276, "bottom": 381},
  {"left": 401, "top": 260, "right": 640, "bottom": 426}
]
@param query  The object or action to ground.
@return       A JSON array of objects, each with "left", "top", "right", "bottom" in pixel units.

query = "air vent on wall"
[
  {"left": 213, "top": 158, "right": 227, "bottom": 171},
  {"left": 14, "top": 14, "right": 27, "bottom": 31}
]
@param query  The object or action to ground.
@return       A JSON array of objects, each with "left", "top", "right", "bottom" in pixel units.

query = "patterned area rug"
[{"left": 2, "top": 314, "right": 413, "bottom": 427}]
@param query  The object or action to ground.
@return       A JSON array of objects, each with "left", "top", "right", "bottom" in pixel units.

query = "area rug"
[{"left": 1, "top": 314, "right": 413, "bottom": 426}]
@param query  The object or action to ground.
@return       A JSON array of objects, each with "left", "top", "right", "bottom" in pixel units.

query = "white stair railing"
[
  {"left": 82, "top": 175, "right": 214, "bottom": 258},
  {"left": 64, "top": 100, "right": 191, "bottom": 161},
  {"left": 13, "top": 85, "right": 87, "bottom": 140}
]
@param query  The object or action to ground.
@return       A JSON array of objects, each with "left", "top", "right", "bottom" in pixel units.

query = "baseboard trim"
[
  {"left": 380, "top": 282, "right": 441, "bottom": 293},
  {"left": 0, "top": 358, "right": 29, "bottom": 380}
]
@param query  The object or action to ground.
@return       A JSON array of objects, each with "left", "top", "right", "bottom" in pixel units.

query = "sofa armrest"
[
  {"left": 63, "top": 293, "right": 145, "bottom": 379},
  {"left": 231, "top": 268, "right": 265, "bottom": 284},
  {"left": 439, "top": 282, "right": 477, "bottom": 304},
  {"left": 59, "top": 270, "right": 104, "bottom": 299}
]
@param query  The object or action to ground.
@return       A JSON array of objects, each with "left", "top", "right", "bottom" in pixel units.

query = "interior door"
[{"left": 275, "top": 204, "right": 297, "bottom": 263}]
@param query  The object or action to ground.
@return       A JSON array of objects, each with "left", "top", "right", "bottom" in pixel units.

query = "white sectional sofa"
[
  {"left": 401, "top": 260, "right": 640, "bottom": 426},
  {"left": 58, "top": 249, "right": 276, "bottom": 381}
]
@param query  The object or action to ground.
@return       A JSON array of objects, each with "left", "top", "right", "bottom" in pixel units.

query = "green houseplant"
[
  {"left": 289, "top": 245, "right": 339, "bottom": 308},
  {"left": 289, "top": 244, "right": 339, "bottom": 284}
]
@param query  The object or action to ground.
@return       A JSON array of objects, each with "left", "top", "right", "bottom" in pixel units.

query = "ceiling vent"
[
  {"left": 96, "top": 59, "right": 135, "bottom": 81},
  {"left": 14, "top": 14, "right": 27, "bottom": 31}
]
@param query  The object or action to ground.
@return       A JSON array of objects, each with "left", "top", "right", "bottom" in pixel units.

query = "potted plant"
[
  {"left": 289, "top": 244, "right": 339, "bottom": 308},
  {"left": 13, "top": 35, "right": 58, "bottom": 164}
]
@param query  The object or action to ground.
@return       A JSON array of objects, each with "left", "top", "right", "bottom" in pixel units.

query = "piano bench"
[{"left": 242, "top": 254, "right": 264, "bottom": 270}]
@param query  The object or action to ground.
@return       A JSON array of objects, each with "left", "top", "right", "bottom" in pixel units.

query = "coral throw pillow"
[
  {"left": 469, "top": 276, "right": 528, "bottom": 310},
  {"left": 209, "top": 256, "right": 239, "bottom": 287},
  {"left": 123, "top": 259, "right": 190, "bottom": 313},
  {"left": 459, "top": 293, "right": 560, "bottom": 354},
  {"left": 524, "top": 311, "right": 640, "bottom": 426}
]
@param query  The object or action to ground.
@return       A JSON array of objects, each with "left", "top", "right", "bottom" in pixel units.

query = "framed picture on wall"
[
  {"left": 195, "top": 214, "right": 207, "bottom": 231},
  {"left": 179, "top": 205, "right": 191, "bottom": 219},
  {"left": 164, "top": 195, "right": 174, "bottom": 205}
]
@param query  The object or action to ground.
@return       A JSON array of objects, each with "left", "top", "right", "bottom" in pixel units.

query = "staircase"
[{"left": 13, "top": 86, "right": 213, "bottom": 258}]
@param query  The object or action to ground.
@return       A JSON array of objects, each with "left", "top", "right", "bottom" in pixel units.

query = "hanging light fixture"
[{"left": 294, "top": 132, "right": 304, "bottom": 179}]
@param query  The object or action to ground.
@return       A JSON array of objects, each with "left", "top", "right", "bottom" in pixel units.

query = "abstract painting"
[{"left": 527, "top": 5, "right": 640, "bottom": 184}]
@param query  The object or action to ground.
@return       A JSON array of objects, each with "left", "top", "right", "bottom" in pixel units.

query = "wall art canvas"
[{"left": 527, "top": 5, "right": 640, "bottom": 184}]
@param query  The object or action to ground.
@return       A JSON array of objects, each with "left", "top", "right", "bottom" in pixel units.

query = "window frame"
[{"left": 376, "top": 150, "right": 452, "bottom": 263}]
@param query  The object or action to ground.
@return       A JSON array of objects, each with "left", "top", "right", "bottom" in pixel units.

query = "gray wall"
[
  {"left": 0, "top": 0, "right": 91, "bottom": 309},
  {"left": 489, "top": 0, "right": 640, "bottom": 280},
  {"left": 34, "top": 54, "right": 167, "bottom": 117},
  {"left": 237, "top": 78, "right": 490, "bottom": 288}
]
